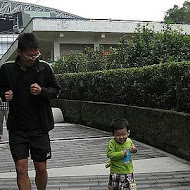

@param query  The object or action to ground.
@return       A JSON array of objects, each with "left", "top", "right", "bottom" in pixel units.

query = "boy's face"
[{"left": 114, "top": 127, "right": 129, "bottom": 144}]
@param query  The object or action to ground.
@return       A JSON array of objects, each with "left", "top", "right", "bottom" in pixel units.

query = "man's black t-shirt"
[{"left": 15, "top": 66, "right": 42, "bottom": 130}]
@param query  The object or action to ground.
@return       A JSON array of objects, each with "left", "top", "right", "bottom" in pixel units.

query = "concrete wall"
[
  {"left": 2, "top": 18, "right": 190, "bottom": 64},
  {"left": 51, "top": 99, "right": 190, "bottom": 161}
]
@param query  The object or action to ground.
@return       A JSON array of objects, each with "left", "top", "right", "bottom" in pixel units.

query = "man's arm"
[{"left": 35, "top": 65, "right": 61, "bottom": 100}]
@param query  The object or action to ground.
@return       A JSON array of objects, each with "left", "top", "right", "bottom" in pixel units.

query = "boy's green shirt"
[{"left": 106, "top": 138, "right": 134, "bottom": 174}]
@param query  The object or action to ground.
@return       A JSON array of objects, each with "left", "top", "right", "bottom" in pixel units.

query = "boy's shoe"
[{"left": 0, "top": 135, "right": 3, "bottom": 142}]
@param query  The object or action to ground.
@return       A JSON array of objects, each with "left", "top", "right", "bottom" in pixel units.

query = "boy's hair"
[
  {"left": 111, "top": 118, "right": 129, "bottom": 134},
  {"left": 18, "top": 33, "right": 39, "bottom": 52}
]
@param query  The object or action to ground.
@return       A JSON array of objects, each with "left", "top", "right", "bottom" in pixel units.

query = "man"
[
  {"left": 0, "top": 33, "right": 61, "bottom": 190},
  {"left": 0, "top": 97, "right": 9, "bottom": 141}
]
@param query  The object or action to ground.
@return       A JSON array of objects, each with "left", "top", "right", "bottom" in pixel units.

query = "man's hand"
[
  {"left": 5, "top": 90, "right": 13, "bottom": 101},
  {"left": 30, "top": 83, "right": 42, "bottom": 95}
]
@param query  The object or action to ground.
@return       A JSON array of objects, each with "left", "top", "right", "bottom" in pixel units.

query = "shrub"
[
  {"left": 116, "top": 24, "right": 190, "bottom": 67},
  {"left": 56, "top": 61, "right": 190, "bottom": 113},
  {"left": 52, "top": 24, "right": 190, "bottom": 74}
]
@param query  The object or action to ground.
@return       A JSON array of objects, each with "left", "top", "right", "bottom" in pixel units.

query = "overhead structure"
[
  {"left": 1, "top": 0, "right": 190, "bottom": 65},
  {"left": 0, "top": 0, "right": 85, "bottom": 59},
  {"left": 0, "top": 0, "right": 84, "bottom": 19}
]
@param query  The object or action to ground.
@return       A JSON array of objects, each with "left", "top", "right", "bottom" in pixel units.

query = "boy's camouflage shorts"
[{"left": 108, "top": 173, "right": 130, "bottom": 190}]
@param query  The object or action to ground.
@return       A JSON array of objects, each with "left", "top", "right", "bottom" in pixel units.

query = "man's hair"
[
  {"left": 18, "top": 33, "right": 39, "bottom": 52},
  {"left": 111, "top": 118, "right": 129, "bottom": 133}
]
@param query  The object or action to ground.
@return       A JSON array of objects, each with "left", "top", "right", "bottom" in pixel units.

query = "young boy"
[{"left": 106, "top": 118, "right": 137, "bottom": 190}]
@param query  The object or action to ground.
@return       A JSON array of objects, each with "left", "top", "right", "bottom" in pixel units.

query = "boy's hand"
[
  {"left": 122, "top": 149, "right": 131, "bottom": 163},
  {"left": 130, "top": 146, "right": 137, "bottom": 153},
  {"left": 123, "top": 149, "right": 127, "bottom": 156}
]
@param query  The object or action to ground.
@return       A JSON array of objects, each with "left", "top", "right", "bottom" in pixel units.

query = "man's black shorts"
[{"left": 9, "top": 130, "right": 51, "bottom": 162}]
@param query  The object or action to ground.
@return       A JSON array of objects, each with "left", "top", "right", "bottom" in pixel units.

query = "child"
[
  {"left": 106, "top": 118, "right": 137, "bottom": 190},
  {"left": 0, "top": 97, "right": 9, "bottom": 142}
]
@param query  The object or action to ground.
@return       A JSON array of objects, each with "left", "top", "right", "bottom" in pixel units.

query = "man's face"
[{"left": 18, "top": 49, "right": 41, "bottom": 68}]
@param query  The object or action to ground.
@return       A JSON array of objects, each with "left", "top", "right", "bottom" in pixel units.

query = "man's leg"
[
  {"left": 15, "top": 158, "right": 31, "bottom": 190},
  {"left": 0, "top": 110, "right": 4, "bottom": 140},
  {"left": 34, "top": 161, "right": 48, "bottom": 190}
]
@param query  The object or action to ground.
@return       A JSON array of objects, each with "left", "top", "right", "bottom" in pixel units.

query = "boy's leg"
[
  {"left": 109, "top": 173, "right": 130, "bottom": 190},
  {"left": 108, "top": 174, "right": 113, "bottom": 189},
  {"left": 109, "top": 173, "right": 120, "bottom": 190}
]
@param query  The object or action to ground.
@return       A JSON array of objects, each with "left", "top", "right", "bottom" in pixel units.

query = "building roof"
[
  {"left": 1, "top": 17, "right": 190, "bottom": 65},
  {"left": 0, "top": 0, "right": 84, "bottom": 19}
]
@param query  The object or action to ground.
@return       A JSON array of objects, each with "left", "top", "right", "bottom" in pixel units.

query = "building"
[
  {"left": 0, "top": 0, "right": 84, "bottom": 61},
  {"left": 0, "top": 33, "right": 17, "bottom": 58},
  {"left": 0, "top": 0, "right": 190, "bottom": 65}
]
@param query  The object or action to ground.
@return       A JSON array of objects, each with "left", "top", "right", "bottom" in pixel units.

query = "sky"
[{"left": 15, "top": 0, "right": 186, "bottom": 22}]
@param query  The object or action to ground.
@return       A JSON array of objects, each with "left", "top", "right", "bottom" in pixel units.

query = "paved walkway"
[{"left": 0, "top": 122, "right": 190, "bottom": 190}]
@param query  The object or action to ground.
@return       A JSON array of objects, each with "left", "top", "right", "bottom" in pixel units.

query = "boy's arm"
[
  {"left": 106, "top": 140, "right": 125, "bottom": 160},
  {"left": 128, "top": 138, "right": 137, "bottom": 153}
]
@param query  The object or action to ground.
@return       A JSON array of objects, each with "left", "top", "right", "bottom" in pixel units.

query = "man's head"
[
  {"left": 17, "top": 33, "right": 41, "bottom": 68},
  {"left": 18, "top": 33, "right": 39, "bottom": 52}
]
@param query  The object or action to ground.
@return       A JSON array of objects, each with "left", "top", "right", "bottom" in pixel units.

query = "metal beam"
[{"left": 0, "top": 0, "right": 84, "bottom": 19}]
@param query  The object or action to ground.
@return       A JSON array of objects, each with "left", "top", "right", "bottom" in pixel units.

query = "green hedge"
[
  {"left": 52, "top": 25, "right": 190, "bottom": 74},
  {"left": 56, "top": 61, "right": 190, "bottom": 113}
]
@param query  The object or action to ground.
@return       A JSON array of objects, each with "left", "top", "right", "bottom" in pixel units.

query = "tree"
[
  {"left": 116, "top": 24, "right": 190, "bottom": 68},
  {"left": 52, "top": 24, "right": 190, "bottom": 74},
  {"left": 164, "top": 1, "right": 190, "bottom": 24}
]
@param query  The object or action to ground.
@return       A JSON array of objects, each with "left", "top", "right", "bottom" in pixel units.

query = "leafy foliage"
[
  {"left": 164, "top": 1, "right": 190, "bottom": 24},
  {"left": 50, "top": 53, "right": 87, "bottom": 74},
  {"left": 116, "top": 24, "right": 190, "bottom": 67},
  {"left": 53, "top": 23, "right": 190, "bottom": 113},
  {"left": 52, "top": 46, "right": 111, "bottom": 74},
  {"left": 52, "top": 24, "right": 190, "bottom": 74},
  {"left": 56, "top": 61, "right": 190, "bottom": 113}
]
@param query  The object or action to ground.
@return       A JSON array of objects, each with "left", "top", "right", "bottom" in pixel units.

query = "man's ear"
[{"left": 17, "top": 49, "right": 21, "bottom": 56}]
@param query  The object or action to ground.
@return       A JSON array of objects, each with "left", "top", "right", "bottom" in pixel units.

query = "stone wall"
[{"left": 51, "top": 99, "right": 190, "bottom": 160}]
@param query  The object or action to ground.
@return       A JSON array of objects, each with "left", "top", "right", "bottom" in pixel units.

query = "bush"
[
  {"left": 52, "top": 47, "right": 110, "bottom": 74},
  {"left": 116, "top": 24, "right": 190, "bottom": 67},
  {"left": 56, "top": 61, "right": 190, "bottom": 113},
  {"left": 52, "top": 24, "right": 190, "bottom": 74}
]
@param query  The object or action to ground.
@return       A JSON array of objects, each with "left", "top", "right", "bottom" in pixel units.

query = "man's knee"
[
  {"left": 16, "top": 160, "right": 28, "bottom": 177},
  {"left": 34, "top": 161, "right": 47, "bottom": 174}
]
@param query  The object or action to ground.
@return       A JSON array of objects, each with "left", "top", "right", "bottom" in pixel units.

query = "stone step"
[{"left": 0, "top": 171, "right": 190, "bottom": 190}]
